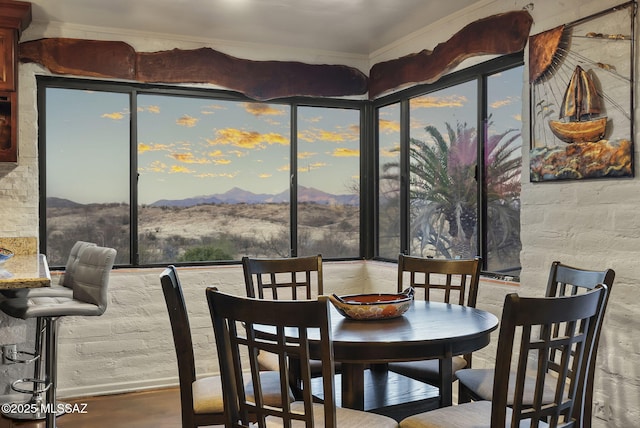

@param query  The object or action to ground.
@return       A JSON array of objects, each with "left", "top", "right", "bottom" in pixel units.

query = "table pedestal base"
[{"left": 311, "top": 369, "right": 441, "bottom": 421}]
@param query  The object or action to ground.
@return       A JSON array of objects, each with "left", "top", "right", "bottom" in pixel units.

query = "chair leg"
[{"left": 457, "top": 381, "right": 472, "bottom": 404}]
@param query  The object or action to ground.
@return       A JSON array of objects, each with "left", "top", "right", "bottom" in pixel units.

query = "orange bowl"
[{"left": 328, "top": 288, "right": 414, "bottom": 320}]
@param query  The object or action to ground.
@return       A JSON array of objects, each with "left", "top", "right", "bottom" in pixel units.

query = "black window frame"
[
  {"left": 37, "top": 76, "right": 367, "bottom": 268},
  {"left": 371, "top": 52, "right": 524, "bottom": 277},
  {"left": 37, "top": 52, "right": 522, "bottom": 275}
]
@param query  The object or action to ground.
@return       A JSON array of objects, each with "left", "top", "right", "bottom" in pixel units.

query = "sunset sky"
[{"left": 45, "top": 67, "right": 521, "bottom": 205}]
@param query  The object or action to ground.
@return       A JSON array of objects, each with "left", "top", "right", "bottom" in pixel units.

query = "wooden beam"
[
  {"left": 136, "top": 47, "right": 368, "bottom": 100},
  {"left": 368, "top": 10, "right": 533, "bottom": 99}
]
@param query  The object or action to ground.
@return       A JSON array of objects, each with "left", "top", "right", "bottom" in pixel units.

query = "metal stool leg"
[
  {"left": 2, "top": 317, "right": 50, "bottom": 420},
  {"left": 45, "top": 316, "right": 61, "bottom": 428}
]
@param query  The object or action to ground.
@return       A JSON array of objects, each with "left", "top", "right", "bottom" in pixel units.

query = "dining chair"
[
  {"left": 399, "top": 285, "right": 608, "bottom": 428},
  {"left": 160, "top": 265, "right": 291, "bottom": 428},
  {"left": 456, "top": 261, "right": 615, "bottom": 428},
  {"left": 242, "top": 254, "right": 323, "bottom": 300},
  {"left": 242, "top": 254, "right": 329, "bottom": 375},
  {"left": 206, "top": 287, "right": 399, "bottom": 427},
  {"left": 387, "top": 254, "right": 481, "bottom": 386}
]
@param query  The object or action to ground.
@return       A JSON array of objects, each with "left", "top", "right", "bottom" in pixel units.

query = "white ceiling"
[{"left": 26, "top": 0, "right": 479, "bottom": 55}]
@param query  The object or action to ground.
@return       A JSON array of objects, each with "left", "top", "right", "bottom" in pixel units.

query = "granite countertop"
[{"left": 0, "top": 253, "right": 51, "bottom": 289}]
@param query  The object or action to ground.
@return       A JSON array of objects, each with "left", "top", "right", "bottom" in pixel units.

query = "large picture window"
[
  {"left": 39, "top": 79, "right": 362, "bottom": 267},
  {"left": 40, "top": 55, "right": 521, "bottom": 275},
  {"left": 375, "top": 57, "right": 523, "bottom": 276}
]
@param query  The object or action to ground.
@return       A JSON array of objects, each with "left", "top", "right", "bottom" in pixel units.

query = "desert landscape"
[{"left": 45, "top": 195, "right": 360, "bottom": 266}]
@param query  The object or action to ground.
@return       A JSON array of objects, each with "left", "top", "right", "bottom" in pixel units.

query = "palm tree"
[{"left": 381, "top": 120, "right": 521, "bottom": 265}]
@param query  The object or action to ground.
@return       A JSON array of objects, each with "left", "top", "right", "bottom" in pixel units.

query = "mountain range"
[
  {"left": 151, "top": 186, "right": 359, "bottom": 207},
  {"left": 47, "top": 186, "right": 359, "bottom": 208}
]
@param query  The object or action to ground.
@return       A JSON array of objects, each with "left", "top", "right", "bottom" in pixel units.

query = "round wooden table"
[{"left": 322, "top": 300, "right": 499, "bottom": 416}]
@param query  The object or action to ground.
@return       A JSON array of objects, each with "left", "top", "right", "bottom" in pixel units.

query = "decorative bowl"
[
  {"left": 328, "top": 287, "right": 414, "bottom": 320},
  {"left": 0, "top": 247, "right": 14, "bottom": 265}
]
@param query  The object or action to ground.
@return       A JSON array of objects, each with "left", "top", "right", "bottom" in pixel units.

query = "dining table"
[{"left": 286, "top": 299, "right": 499, "bottom": 420}]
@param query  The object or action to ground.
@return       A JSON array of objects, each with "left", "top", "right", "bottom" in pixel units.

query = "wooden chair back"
[
  {"left": 491, "top": 286, "right": 607, "bottom": 427},
  {"left": 160, "top": 265, "right": 224, "bottom": 427},
  {"left": 397, "top": 254, "right": 481, "bottom": 307},
  {"left": 206, "top": 287, "right": 336, "bottom": 428},
  {"left": 397, "top": 254, "right": 481, "bottom": 370},
  {"left": 242, "top": 255, "right": 323, "bottom": 300},
  {"left": 545, "top": 261, "right": 615, "bottom": 428}
]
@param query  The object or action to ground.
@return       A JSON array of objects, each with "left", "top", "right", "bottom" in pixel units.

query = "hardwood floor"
[{"left": 0, "top": 387, "right": 223, "bottom": 428}]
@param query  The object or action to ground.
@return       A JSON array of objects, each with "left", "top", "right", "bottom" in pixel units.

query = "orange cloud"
[
  {"left": 277, "top": 164, "right": 290, "bottom": 172},
  {"left": 298, "top": 151, "right": 317, "bottom": 159},
  {"left": 491, "top": 96, "right": 519, "bottom": 109},
  {"left": 212, "top": 159, "right": 232, "bottom": 165},
  {"left": 170, "top": 165, "right": 193, "bottom": 173},
  {"left": 176, "top": 115, "right": 198, "bottom": 127},
  {"left": 219, "top": 172, "right": 238, "bottom": 178},
  {"left": 228, "top": 150, "right": 247, "bottom": 157},
  {"left": 298, "top": 128, "right": 357, "bottom": 143},
  {"left": 411, "top": 95, "right": 467, "bottom": 109},
  {"left": 379, "top": 119, "right": 400, "bottom": 133},
  {"left": 243, "top": 103, "right": 286, "bottom": 116},
  {"left": 299, "top": 162, "right": 327, "bottom": 172},
  {"left": 332, "top": 147, "right": 359, "bottom": 157},
  {"left": 145, "top": 160, "right": 167, "bottom": 172},
  {"left": 207, "top": 128, "right": 288, "bottom": 149},
  {"left": 170, "top": 152, "right": 209, "bottom": 164},
  {"left": 138, "top": 142, "right": 172, "bottom": 153},
  {"left": 259, "top": 173, "right": 272, "bottom": 178},
  {"left": 102, "top": 112, "right": 125, "bottom": 120}
]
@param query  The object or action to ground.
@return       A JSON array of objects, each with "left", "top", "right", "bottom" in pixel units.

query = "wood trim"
[{"left": 0, "top": 0, "right": 32, "bottom": 33}]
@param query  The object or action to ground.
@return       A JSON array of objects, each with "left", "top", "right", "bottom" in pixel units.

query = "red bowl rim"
[{"left": 336, "top": 293, "right": 413, "bottom": 305}]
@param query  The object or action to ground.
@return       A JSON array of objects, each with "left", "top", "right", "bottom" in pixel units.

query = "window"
[
  {"left": 39, "top": 55, "right": 521, "bottom": 274},
  {"left": 377, "top": 102, "right": 401, "bottom": 259},
  {"left": 297, "top": 106, "right": 360, "bottom": 258},
  {"left": 39, "top": 78, "right": 362, "bottom": 267},
  {"left": 375, "top": 56, "right": 523, "bottom": 276},
  {"left": 44, "top": 87, "right": 131, "bottom": 265}
]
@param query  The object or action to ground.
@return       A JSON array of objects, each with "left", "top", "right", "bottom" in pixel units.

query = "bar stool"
[
  {"left": 0, "top": 241, "right": 96, "bottom": 420},
  {"left": 0, "top": 245, "right": 116, "bottom": 427}
]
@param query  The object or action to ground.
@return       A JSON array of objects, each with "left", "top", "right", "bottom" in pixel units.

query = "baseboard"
[{"left": 57, "top": 376, "right": 182, "bottom": 399}]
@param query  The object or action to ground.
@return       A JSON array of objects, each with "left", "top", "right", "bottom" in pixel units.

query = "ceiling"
[{"left": 26, "top": 0, "right": 479, "bottom": 55}]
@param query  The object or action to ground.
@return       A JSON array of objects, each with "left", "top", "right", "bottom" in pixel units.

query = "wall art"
[{"left": 529, "top": 1, "right": 635, "bottom": 181}]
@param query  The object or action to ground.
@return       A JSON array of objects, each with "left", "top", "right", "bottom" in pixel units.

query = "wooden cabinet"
[
  {"left": 0, "top": 1, "right": 31, "bottom": 162},
  {"left": 0, "top": 28, "right": 15, "bottom": 91}
]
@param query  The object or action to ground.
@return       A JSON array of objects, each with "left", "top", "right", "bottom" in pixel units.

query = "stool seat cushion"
[
  {"left": 0, "top": 285, "right": 73, "bottom": 299},
  {"left": 0, "top": 241, "right": 96, "bottom": 300},
  {"left": 0, "top": 296, "right": 105, "bottom": 319}
]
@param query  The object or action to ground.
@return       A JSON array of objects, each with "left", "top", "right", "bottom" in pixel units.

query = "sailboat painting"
[
  {"left": 529, "top": 2, "right": 634, "bottom": 182},
  {"left": 548, "top": 65, "right": 607, "bottom": 144}
]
